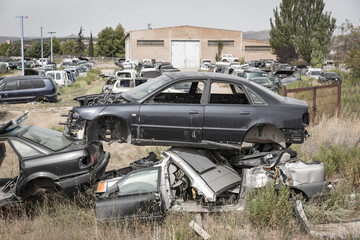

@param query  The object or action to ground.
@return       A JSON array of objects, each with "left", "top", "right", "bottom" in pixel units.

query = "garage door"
[{"left": 171, "top": 40, "right": 200, "bottom": 68}]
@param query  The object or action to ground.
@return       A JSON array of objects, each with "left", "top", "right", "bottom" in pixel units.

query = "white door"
[{"left": 171, "top": 40, "right": 200, "bottom": 68}]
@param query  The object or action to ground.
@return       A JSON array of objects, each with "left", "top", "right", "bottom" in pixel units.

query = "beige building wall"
[
  {"left": 125, "top": 26, "right": 243, "bottom": 64},
  {"left": 242, "top": 39, "right": 276, "bottom": 62},
  {"left": 125, "top": 26, "right": 275, "bottom": 64}
]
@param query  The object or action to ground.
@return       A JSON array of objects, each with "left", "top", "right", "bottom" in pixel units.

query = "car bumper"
[{"left": 57, "top": 151, "right": 110, "bottom": 197}]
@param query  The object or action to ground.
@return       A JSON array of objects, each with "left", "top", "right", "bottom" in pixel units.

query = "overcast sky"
[{"left": 0, "top": 0, "right": 359, "bottom": 38}]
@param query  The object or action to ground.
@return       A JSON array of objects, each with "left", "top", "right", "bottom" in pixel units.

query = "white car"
[
  {"left": 46, "top": 70, "right": 72, "bottom": 87},
  {"left": 112, "top": 78, "right": 148, "bottom": 93},
  {"left": 37, "top": 58, "right": 48, "bottom": 67},
  {"left": 307, "top": 68, "right": 323, "bottom": 80}
]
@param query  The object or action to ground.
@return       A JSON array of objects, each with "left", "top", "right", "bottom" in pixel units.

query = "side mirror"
[{"left": 0, "top": 142, "right": 6, "bottom": 166}]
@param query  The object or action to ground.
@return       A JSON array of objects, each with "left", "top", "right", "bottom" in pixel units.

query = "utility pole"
[
  {"left": 41, "top": 27, "right": 43, "bottom": 67},
  {"left": 48, "top": 31, "right": 56, "bottom": 62},
  {"left": 16, "top": 15, "right": 28, "bottom": 76}
]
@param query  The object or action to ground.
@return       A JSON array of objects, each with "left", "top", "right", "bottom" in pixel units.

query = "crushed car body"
[
  {"left": 94, "top": 145, "right": 330, "bottom": 220},
  {"left": 63, "top": 72, "right": 309, "bottom": 148},
  {"left": 0, "top": 112, "right": 110, "bottom": 207}
]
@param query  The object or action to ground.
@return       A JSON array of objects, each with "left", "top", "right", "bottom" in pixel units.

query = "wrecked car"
[
  {"left": 64, "top": 72, "right": 309, "bottom": 148},
  {"left": 95, "top": 146, "right": 330, "bottom": 220},
  {"left": 0, "top": 112, "right": 109, "bottom": 207}
]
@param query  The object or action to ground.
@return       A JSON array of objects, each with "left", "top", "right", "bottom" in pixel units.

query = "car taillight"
[{"left": 96, "top": 181, "right": 106, "bottom": 193}]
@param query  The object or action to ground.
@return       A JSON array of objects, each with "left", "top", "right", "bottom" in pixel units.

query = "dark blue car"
[{"left": 0, "top": 76, "right": 58, "bottom": 103}]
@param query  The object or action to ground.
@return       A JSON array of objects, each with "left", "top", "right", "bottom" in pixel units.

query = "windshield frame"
[{"left": 122, "top": 75, "right": 172, "bottom": 102}]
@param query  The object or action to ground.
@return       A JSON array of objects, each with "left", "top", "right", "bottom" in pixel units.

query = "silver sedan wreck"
[{"left": 95, "top": 146, "right": 330, "bottom": 220}]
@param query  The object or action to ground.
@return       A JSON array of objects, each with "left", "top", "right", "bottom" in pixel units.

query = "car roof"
[
  {"left": 1, "top": 75, "right": 52, "bottom": 81},
  {"left": 164, "top": 71, "right": 251, "bottom": 83}
]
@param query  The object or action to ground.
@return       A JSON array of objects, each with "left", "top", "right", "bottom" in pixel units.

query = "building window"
[
  {"left": 137, "top": 40, "right": 164, "bottom": 46},
  {"left": 245, "top": 46, "right": 271, "bottom": 52},
  {"left": 208, "top": 40, "right": 234, "bottom": 47}
]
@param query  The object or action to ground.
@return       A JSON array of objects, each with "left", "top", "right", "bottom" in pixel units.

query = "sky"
[{"left": 0, "top": 0, "right": 359, "bottom": 38}]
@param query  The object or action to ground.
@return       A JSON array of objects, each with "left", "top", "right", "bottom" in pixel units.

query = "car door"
[
  {"left": 18, "top": 80, "right": 34, "bottom": 102},
  {"left": 137, "top": 80, "right": 205, "bottom": 143},
  {"left": 202, "top": 80, "right": 257, "bottom": 143},
  {"left": 95, "top": 167, "right": 163, "bottom": 220},
  {"left": 0, "top": 80, "right": 18, "bottom": 103}
]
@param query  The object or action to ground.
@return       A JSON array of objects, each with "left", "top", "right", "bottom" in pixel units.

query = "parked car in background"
[
  {"left": 0, "top": 112, "right": 110, "bottom": 207},
  {"left": 65, "top": 67, "right": 80, "bottom": 79},
  {"left": 60, "top": 61, "right": 72, "bottom": 68},
  {"left": 221, "top": 54, "right": 239, "bottom": 62},
  {"left": 307, "top": 68, "right": 323, "bottom": 79},
  {"left": 101, "top": 75, "right": 118, "bottom": 93},
  {"left": 242, "top": 70, "right": 268, "bottom": 80},
  {"left": 318, "top": 72, "right": 341, "bottom": 84},
  {"left": 115, "top": 58, "right": 126, "bottom": 67},
  {"left": 139, "top": 68, "right": 161, "bottom": 80},
  {"left": 37, "top": 58, "right": 48, "bottom": 67},
  {"left": 0, "top": 62, "right": 9, "bottom": 72},
  {"left": 65, "top": 72, "right": 309, "bottom": 148},
  {"left": 112, "top": 78, "right": 148, "bottom": 93},
  {"left": 0, "top": 75, "right": 57, "bottom": 103},
  {"left": 77, "top": 65, "right": 88, "bottom": 77},
  {"left": 65, "top": 69, "right": 76, "bottom": 82},
  {"left": 46, "top": 70, "right": 72, "bottom": 87},
  {"left": 249, "top": 77, "right": 279, "bottom": 93}
]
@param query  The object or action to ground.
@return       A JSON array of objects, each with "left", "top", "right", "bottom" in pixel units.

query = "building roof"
[{"left": 126, "top": 25, "right": 242, "bottom": 36}]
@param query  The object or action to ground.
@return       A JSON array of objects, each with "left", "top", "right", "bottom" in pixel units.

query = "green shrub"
[
  {"left": 304, "top": 184, "right": 359, "bottom": 223},
  {"left": 312, "top": 145, "right": 360, "bottom": 189},
  {"left": 246, "top": 184, "right": 292, "bottom": 228}
]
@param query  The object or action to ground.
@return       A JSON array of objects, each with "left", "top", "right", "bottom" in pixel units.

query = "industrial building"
[{"left": 124, "top": 25, "right": 275, "bottom": 68}]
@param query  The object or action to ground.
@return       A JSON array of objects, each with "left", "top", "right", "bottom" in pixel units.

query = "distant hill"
[{"left": 243, "top": 30, "right": 270, "bottom": 42}]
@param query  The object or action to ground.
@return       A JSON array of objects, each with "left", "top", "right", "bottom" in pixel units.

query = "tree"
[
  {"left": 51, "top": 36, "right": 62, "bottom": 55},
  {"left": 215, "top": 40, "right": 223, "bottom": 62},
  {"left": 113, "top": 24, "right": 125, "bottom": 57},
  {"left": 61, "top": 40, "right": 75, "bottom": 56},
  {"left": 293, "top": 0, "right": 336, "bottom": 64},
  {"left": 0, "top": 44, "right": 9, "bottom": 56},
  {"left": 26, "top": 41, "right": 41, "bottom": 58},
  {"left": 75, "top": 27, "right": 86, "bottom": 57},
  {"left": 333, "top": 20, "right": 360, "bottom": 77},
  {"left": 270, "top": 0, "right": 336, "bottom": 65},
  {"left": 6, "top": 41, "right": 22, "bottom": 57},
  {"left": 96, "top": 24, "right": 125, "bottom": 57},
  {"left": 26, "top": 41, "right": 50, "bottom": 58},
  {"left": 269, "top": 0, "right": 299, "bottom": 62},
  {"left": 88, "top": 32, "right": 94, "bottom": 57}
]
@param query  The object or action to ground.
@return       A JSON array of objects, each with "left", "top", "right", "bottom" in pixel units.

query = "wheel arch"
[
  {"left": 86, "top": 115, "right": 131, "bottom": 143},
  {"left": 243, "top": 123, "right": 286, "bottom": 148}
]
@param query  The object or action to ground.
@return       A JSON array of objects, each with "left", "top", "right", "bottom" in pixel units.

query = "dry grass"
[{"left": 295, "top": 116, "right": 360, "bottom": 161}]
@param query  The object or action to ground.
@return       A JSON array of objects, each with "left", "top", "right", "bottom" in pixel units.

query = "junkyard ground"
[{"left": 0, "top": 61, "right": 359, "bottom": 239}]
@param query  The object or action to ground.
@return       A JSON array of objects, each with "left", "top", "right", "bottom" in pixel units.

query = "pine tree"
[
  {"left": 75, "top": 27, "right": 86, "bottom": 57},
  {"left": 88, "top": 32, "right": 94, "bottom": 57}
]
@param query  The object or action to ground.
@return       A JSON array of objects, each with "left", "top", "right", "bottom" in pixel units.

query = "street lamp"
[
  {"left": 48, "top": 31, "right": 56, "bottom": 62},
  {"left": 16, "top": 15, "right": 28, "bottom": 76},
  {"left": 41, "top": 27, "right": 43, "bottom": 67}
]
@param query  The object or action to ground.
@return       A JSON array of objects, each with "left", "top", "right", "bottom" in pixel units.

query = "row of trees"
[
  {"left": 269, "top": 0, "right": 336, "bottom": 67},
  {"left": 0, "top": 24, "right": 126, "bottom": 59}
]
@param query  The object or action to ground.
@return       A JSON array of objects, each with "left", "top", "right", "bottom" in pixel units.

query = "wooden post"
[
  {"left": 282, "top": 85, "right": 287, "bottom": 97},
  {"left": 312, "top": 87, "right": 317, "bottom": 124},
  {"left": 337, "top": 82, "right": 342, "bottom": 118}
]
